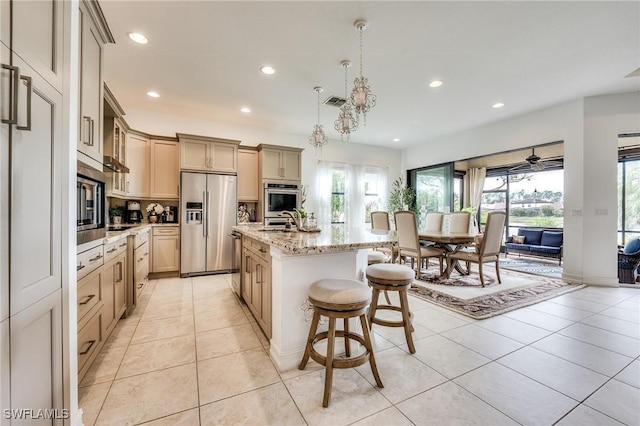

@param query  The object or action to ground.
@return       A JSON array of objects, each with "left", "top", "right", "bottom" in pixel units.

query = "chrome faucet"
[{"left": 279, "top": 210, "right": 300, "bottom": 229}]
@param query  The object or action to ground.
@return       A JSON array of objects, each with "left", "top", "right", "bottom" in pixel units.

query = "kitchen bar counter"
[
  {"left": 232, "top": 223, "right": 397, "bottom": 371},
  {"left": 232, "top": 223, "right": 395, "bottom": 255}
]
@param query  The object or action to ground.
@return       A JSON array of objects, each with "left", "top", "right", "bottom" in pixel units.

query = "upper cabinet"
[
  {"left": 258, "top": 144, "right": 303, "bottom": 182},
  {"left": 238, "top": 148, "right": 259, "bottom": 201},
  {"left": 103, "top": 84, "right": 128, "bottom": 197},
  {"left": 150, "top": 138, "right": 180, "bottom": 199},
  {"left": 126, "top": 132, "right": 150, "bottom": 198},
  {"left": 77, "top": 0, "right": 114, "bottom": 169},
  {"left": 178, "top": 133, "right": 240, "bottom": 173}
]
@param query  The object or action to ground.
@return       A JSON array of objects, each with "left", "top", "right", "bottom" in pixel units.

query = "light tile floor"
[{"left": 79, "top": 274, "right": 640, "bottom": 425}]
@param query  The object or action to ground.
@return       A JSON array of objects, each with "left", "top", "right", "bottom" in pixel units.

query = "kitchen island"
[{"left": 232, "top": 223, "right": 396, "bottom": 371}]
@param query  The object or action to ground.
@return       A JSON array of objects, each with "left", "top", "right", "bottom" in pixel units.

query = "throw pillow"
[
  {"left": 623, "top": 238, "right": 640, "bottom": 254},
  {"left": 512, "top": 235, "right": 525, "bottom": 244},
  {"left": 474, "top": 234, "right": 484, "bottom": 253}
]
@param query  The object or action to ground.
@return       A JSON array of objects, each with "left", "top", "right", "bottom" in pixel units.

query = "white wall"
[
  {"left": 402, "top": 92, "right": 640, "bottom": 286},
  {"left": 123, "top": 108, "right": 402, "bottom": 215}
]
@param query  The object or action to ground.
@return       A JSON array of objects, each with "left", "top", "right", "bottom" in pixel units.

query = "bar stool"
[
  {"left": 299, "top": 278, "right": 383, "bottom": 407},
  {"left": 365, "top": 263, "right": 416, "bottom": 353},
  {"left": 367, "top": 250, "right": 392, "bottom": 305}
]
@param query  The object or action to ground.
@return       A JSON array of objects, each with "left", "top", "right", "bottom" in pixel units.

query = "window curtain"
[
  {"left": 467, "top": 167, "right": 486, "bottom": 210},
  {"left": 315, "top": 161, "right": 333, "bottom": 226}
]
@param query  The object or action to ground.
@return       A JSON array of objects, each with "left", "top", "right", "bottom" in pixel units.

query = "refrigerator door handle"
[
  {"left": 206, "top": 190, "right": 211, "bottom": 237},
  {"left": 202, "top": 191, "right": 207, "bottom": 237}
]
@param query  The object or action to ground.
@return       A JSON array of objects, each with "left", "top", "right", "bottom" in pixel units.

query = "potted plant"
[
  {"left": 388, "top": 177, "right": 416, "bottom": 223},
  {"left": 109, "top": 205, "right": 124, "bottom": 224}
]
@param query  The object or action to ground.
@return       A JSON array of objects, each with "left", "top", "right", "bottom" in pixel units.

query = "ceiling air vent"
[{"left": 323, "top": 95, "right": 346, "bottom": 108}]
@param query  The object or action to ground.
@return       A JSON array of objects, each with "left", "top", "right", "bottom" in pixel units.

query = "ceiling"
[{"left": 100, "top": 1, "right": 640, "bottom": 149}]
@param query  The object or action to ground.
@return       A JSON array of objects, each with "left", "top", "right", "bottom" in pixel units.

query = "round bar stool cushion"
[
  {"left": 366, "top": 263, "right": 414, "bottom": 283},
  {"left": 367, "top": 250, "right": 387, "bottom": 265},
  {"left": 308, "top": 279, "right": 371, "bottom": 309}
]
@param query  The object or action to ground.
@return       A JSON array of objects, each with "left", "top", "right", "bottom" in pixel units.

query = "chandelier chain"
[{"left": 359, "top": 28, "right": 363, "bottom": 77}]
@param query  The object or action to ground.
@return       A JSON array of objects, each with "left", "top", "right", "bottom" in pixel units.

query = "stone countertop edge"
[
  {"left": 104, "top": 223, "right": 178, "bottom": 243},
  {"left": 232, "top": 223, "right": 397, "bottom": 256}
]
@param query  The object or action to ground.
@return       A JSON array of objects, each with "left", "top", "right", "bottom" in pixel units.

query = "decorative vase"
[{"left": 149, "top": 214, "right": 158, "bottom": 223}]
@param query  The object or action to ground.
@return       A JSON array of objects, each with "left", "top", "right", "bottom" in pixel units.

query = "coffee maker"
[
  {"left": 126, "top": 200, "right": 143, "bottom": 223},
  {"left": 164, "top": 206, "right": 177, "bottom": 223}
]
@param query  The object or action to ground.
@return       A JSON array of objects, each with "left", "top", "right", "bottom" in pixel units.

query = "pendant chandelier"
[
  {"left": 309, "top": 86, "right": 328, "bottom": 155},
  {"left": 334, "top": 60, "right": 358, "bottom": 143},
  {"left": 351, "top": 19, "right": 376, "bottom": 125}
]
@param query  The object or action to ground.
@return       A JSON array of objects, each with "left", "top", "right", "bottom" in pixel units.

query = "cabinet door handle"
[
  {"left": 259, "top": 247, "right": 267, "bottom": 254},
  {"left": 90, "top": 118, "right": 95, "bottom": 147},
  {"left": 89, "top": 254, "right": 103, "bottom": 262},
  {"left": 81, "top": 116, "right": 92, "bottom": 146},
  {"left": 255, "top": 263, "right": 261, "bottom": 284},
  {"left": 106, "top": 247, "right": 117, "bottom": 254},
  {"left": 78, "top": 294, "right": 95, "bottom": 306},
  {"left": 280, "top": 167, "right": 285, "bottom": 177},
  {"left": 116, "top": 261, "right": 123, "bottom": 282},
  {"left": 137, "top": 257, "right": 144, "bottom": 262},
  {"left": 77, "top": 264, "right": 85, "bottom": 272},
  {"left": 137, "top": 283, "right": 143, "bottom": 289},
  {"left": 119, "top": 242, "right": 127, "bottom": 248},
  {"left": 1, "top": 64, "right": 19, "bottom": 125},
  {"left": 245, "top": 255, "right": 251, "bottom": 273},
  {"left": 16, "top": 75, "right": 32, "bottom": 131},
  {"left": 79, "top": 340, "right": 96, "bottom": 355}
]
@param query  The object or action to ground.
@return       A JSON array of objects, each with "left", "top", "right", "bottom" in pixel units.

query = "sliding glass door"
[{"left": 408, "top": 163, "right": 454, "bottom": 226}]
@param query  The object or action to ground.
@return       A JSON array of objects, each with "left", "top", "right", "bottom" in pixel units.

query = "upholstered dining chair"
[
  {"left": 370, "top": 211, "right": 396, "bottom": 263},
  {"left": 449, "top": 211, "right": 471, "bottom": 233},
  {"left": 395, "top": 210, "right": 444, "bottom": 278},
  {"left": 424, "top": 212, "right": 444, "bottom": 232},
  {"left": 446, "top": 211, "right": 506, "bottom": 287}
]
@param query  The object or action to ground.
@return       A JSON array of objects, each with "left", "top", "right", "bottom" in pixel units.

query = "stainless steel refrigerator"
[{"left": 180, "top": 172, "right": 237, "bottom": 276}]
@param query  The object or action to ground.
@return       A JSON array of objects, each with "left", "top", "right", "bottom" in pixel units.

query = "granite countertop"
[
  {"left": 104, "top": 223, "right": 179, "bottom": 243},
  {"left": 232, "top": 223, "right": 396, "bottom": 255}
]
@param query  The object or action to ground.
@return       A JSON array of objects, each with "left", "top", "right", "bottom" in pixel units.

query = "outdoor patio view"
[{"left": 618, "top": 158, "right": 640, "bottom": 245}]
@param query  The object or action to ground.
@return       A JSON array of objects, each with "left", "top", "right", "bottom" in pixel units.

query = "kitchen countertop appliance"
[
  {"left": 180, "top": 172, "right": 237, "bottom": 276},
  {"left": 77, "top": 161, "right": 106, "bottom": 245},
  {"left": 164, "top": 206, "right": 178, "bottom": 223},
  {"left": 126, "top": 200, "right": 143, "bottom": 223}
]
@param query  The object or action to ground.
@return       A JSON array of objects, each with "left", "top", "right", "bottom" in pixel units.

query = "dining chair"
[
  {"left": 424, "top": 212, "right": 444, "bottom": 232},
  {"left": 370, "top": 211, "right": 396, "bottom": 263},
  {"left": 395, "top": 210, "right": 444, "bottom": 278},
  {"left": 449, "top": 212, "right": 471, "bottom": 233},
  {"left": 446, "top": 211, "right": 506, "bottom": 287}
]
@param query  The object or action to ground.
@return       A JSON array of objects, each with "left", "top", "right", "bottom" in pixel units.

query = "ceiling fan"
[{"left": 508, "top": 148, "right": 563, "bottom": 172}]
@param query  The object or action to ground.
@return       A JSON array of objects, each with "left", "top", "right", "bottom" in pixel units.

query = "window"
[
  {"left": 618, "top": 159, "right": 640, "bottom": 245},
  {"left": 408, "top": 163, "right": 454, "bottom": 227},
  {"left": 317, "top": 162, "right": 387, "bottom": 227},
  {"left": 331, "top": 169, "right": 346, "bottom": 224}
]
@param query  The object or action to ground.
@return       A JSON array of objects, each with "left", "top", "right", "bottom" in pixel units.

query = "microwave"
[
  {"left": 264, "top": 182, "right": 301, "bottom": 224},
  {"left": 77, "top": 161, "right": 106, "bottom": 245}
]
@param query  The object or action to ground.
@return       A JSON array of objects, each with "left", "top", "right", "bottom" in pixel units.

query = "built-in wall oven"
[
  {"left": 77, "top": 161, "right": 106, "bottom": 245},
  {"left": 263, "top": 182, "right": 301, "bottom": 225}
]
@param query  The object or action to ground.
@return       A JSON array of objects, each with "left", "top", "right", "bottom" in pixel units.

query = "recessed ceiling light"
[
  {"left": 240, "top": 107, "right": 251, "bottom": 113},
  {"left": 428, "top": 80, "right": 443, "bottom": 88},
  {"left": 147, "top": 91, "right": 160, "bottom": 98},
  {"left": 128, "top": 32, "right": 148, "bottom": 44},
  {"left": 492, "top": 102, "right": 505, "bottom": 109},
  {"left": 393, "top": 138, "right": 400, "bottom": 142},
  {"left": 260, "top": 66, "right": 275, "bottom": 75}
]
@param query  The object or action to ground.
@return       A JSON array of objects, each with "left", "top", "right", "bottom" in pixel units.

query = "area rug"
[
  {"left": 499, "top": 257, "right": 563, "bottom": 279},
  {"left": 408, "top": 268, "right": 584, "bottom": 320}
]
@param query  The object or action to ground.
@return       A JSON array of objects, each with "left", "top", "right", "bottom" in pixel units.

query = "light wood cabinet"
[
  {"left": 104, "top": 117, "right": 128, "bottom": 197},
  {"left": 152, "top": 227, "right": 180, "bottom": 272},
  {"left": 178, "top": 133, "right": 240, "bottom": 173},
  {"left": 241, "top": 236, "right": 271, "bottom": 338},
  {"left": 258, "top": 144, "right": 303, "bottom": 181},
  {"left": 101, "top": 240, "right": 127, "bottom": 337},
  {"left": 10, "top": 290, "right": 64, "bottom": 423},
  {"left": 238, "top": 148, "right": 259, "bottom": 201},
  {"left": 151, "top": 139, "right": 180, "bottom": 199},
  {"left": 77, "top": 1, "right": 114, "bottom": 168},
  {"left": 126, "top": 132, "right": 151, "bottom": 198}
]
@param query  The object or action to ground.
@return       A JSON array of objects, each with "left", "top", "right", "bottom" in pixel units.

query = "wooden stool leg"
[
  {"left": 323, "top": 317, "right": 337, "bottom": 408},
  {"left": 368, "top": 288, "right": 380, "bottom": 329},
  {"left": 383, "top": 290, "right": 392, "bottom": 305},
  {"left": 359, "top": 314, "right": 383, "bottom": 388},
  {"left": 299, "top": 309, "right": 321, "bottom": 370},
  {"left": 343, "top": 318, "right": 351, "bottom": 357},
  {"left": 399, "top": 289, "right": 416, "bottom": 354}
]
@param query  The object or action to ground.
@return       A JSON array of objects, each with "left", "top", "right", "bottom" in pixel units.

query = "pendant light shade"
[
  {"left": 351, "top": 20, "right": 376, "bottom": 125},
  {"left": 334, "top": 60, "right": 358, "bottom": 143},
  {"left": 309, "top": 86, "right": 328, "bottom": 155}
]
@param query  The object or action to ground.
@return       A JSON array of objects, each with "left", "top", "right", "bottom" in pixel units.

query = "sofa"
[{"left": 505, "top": 228, "right": 563, "bottom": 265}]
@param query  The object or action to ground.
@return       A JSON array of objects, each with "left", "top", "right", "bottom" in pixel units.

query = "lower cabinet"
[
  {"left": 241, "top": 237, "right": 271, "bottom": 338},
  {"left": 101, "top": 251, "right": 127, "bottom": 338},
  {"left": 134, "top": 240, "right": 149, "bottom": 300},
  {"left": 10, "top": 290, "right": 64, "bottom": 421},
  {"left": 151, "top": 227, "right": 179, "bottom": 273}
]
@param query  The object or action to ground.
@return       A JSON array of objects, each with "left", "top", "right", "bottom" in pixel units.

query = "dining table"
[{"left": 418, "top": 231, "right": 478, "bottom": 278}]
